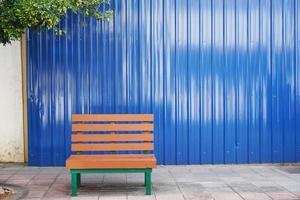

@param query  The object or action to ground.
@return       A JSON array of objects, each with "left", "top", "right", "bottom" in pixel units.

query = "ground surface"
[{"left": 0, "top": 164, "right": 300, "bottom": 200}]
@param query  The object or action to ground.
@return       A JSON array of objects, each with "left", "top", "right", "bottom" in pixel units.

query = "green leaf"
[{"left": 0, "top": 0, "right": 113, "bottom": 45}]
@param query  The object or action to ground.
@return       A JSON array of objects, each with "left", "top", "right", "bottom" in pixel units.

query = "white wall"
[{"left": 0, "top": 42, "right": 24, "bottom": 162}]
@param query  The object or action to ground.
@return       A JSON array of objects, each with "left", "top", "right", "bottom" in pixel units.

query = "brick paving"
[{"left": 1, "top": 164, "right": 300, "bottom": 200}]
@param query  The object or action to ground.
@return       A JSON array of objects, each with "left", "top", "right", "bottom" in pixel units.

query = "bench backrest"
[{"left": 71, "top": 114, "right": 154, "bottom": 154}]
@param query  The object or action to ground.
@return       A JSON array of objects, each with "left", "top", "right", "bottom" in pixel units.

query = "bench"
[{"left": 66, "top": 114, "right": 156, "bottom": 196}]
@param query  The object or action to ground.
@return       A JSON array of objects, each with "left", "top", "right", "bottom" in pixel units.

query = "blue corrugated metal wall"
[{"left": 27, "top": 0, "right": 300, "bottom": 166}]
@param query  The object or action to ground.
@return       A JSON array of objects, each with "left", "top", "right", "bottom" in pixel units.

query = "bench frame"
[
  {"left": 70, "top": 168, "right": 152, "bottom": 196},
  {"left": 67, "top": 114, "right": 156, "bottom": 196}
]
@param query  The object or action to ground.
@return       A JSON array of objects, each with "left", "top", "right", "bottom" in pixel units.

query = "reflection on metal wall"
[{"left": 27, "top": 0, "right": 300, "bottom": 166}]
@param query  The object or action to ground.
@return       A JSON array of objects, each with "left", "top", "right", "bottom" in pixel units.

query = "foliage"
[{"left": 0, "top": 0, "right": 112, "bottom": 45}]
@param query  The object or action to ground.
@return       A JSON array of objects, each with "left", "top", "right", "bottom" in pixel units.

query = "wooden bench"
[{"left": 66, "top": 114, "right": 156, "bottom": 196}]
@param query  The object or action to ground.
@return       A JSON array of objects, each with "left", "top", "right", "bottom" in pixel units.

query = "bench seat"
[{"left": 66, "top": 154, "right": 157, "bottom": 169}]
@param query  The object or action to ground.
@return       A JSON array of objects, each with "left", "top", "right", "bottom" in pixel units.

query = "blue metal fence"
[{"left": 27, "top": 0, "right": 300, "bottom": 166}]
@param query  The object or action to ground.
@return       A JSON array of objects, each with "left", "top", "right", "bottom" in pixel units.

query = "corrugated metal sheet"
[{"left": 27, "top": 0, "right": 300, "bottom": 166}]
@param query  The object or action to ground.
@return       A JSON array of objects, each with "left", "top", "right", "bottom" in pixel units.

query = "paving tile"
[
  {"left": 26, "top": 185, "right": 50, "bottom": 191},
  {"left": 71, "top": 197, "right": 99, "bottom": 200},
  {"left": 0, "top": 170, "right": 18, "bottom": 175},
  {"left": 184, "top": 197, "right": 214, "bottom": 200},
  {"left": 33, "top": 175, "right": 58, "bottom": 180},
  {"left": 237, "top": 192, "right": 272, "bottom": 200},
  {"left": 220, "top": 177, "right": 246, "bottom": 183},
  {"left": 99, "top": 195, "right": 126, "bottom": 200},
  {"left": 54, "top": 178, "right": 70, "bottom": 184},
  {"left": 276, "top": 181, "right": 300, "bottom": 188},
  {"left": 191, "top": 173, "right": 220, "bottom": 179},
  {"left": 265, "top": 192, "right": 299, "bottom": 200},
  {"left": 16, "top": 168, "right": 41, "bottom": 175},
  {"left": 77, "top": 186, "right": 100, "bottom": 196},
  {"left": 229, "top": 182, "right": 261, "bottom": 193},
  {"left": 184, "top": 197, "right": 213, "bottom": 200},
  {"left": 1, "top": 166, "right": 24, "bottom": 171},
  {"left": 250, "top": 181, "right": 278, "bottom": 188},
  {"left": 9, "top": 174, "right": 35, "bottom": 180},
  {"left": 39, "top": 167, "right": 64, "bottom": 175},
  {"left": 153, "top": 182, "right": 181, "bottom": 195},
  {"left": 100, "top": 183, "right": 128, "bottom": 191},
  {"left": 290, "top": 191, "right": 300, "bottom": 198},
  {"left": 49, "top": 185, "right": 70, "bottom": 193},
  {"left": 82, "top": 180, "right": 104, "bottom": 186},
  {"left": 57, "top": 172, "right": 68, "bottom": 177},
  {"left": 187, "top": 165, "right": 212, "bottom": 171},
  {"left": 43, "top": 191, "right": 69, "bottom": 199},
  {"left": 98, "top": 185, "right": 128, "bottom": 194},
  {"left": 259, "top": 186, "right": 286, "bottom": 193},
  {"left": 0, "top": 174, "right": 11, "bottom": 181},
  {"left": 77, "top": 184, "right": 102, "bottom": 192},
  {"left": 174, "top": 177, "right": 202, "bottom": 182},
  {"left": 152, "top": 177, "right": 175, "bottom": 183},
  {"left": 99, "top": 191, "right": 127, "bottom": 200},
  {"left": 55, "top": 176, "right": 70, "bottom": 181},
  {"left": 5, "top": 178, "right": 30, "bottom": 185},
  {"left": 155, "top": 194, "right": 185, "bottom": 200},
  {"left": 199, "top": 181, "right": 227, "bottom": 188},
  {"left": 282, "top": 187, "right": 300, "bottom": 196},
  {"left": 25, "top": 190, "right": 47, "bottom": 198},
  {"left": 183, "top": 192, "right": 214, "bottom": 200},
  {"left": 127, "top": 195, "right": 156, "bottom": 200},
  {"left": 205, "top": 187, "right": 244, "bottom": 200},
  {"left": 27, "top": 179, "right": 55, "bottom": 186},
  {"left": 42, "top": 197, "right": 69, "bottom": 200},
  {"left": 177, "top": 182, "right": 205, "bottom": 194},
  {"left": 251, "top": 167, "right": 278, "bottom": 175},
  {"left": 181, "top": 192, "right": 213, "bottom": 200},
  {"left": 126, "top": 186, "right": 146, "bottom": 196},
  {"left": 83, "top": 174, "right": 104, "bottom": 179},
  {"left": 210, "top": 192, "right": 244, "bottom": 200},
  {"left": 103, "top": 174, "right": 126, "bottom": 184}
]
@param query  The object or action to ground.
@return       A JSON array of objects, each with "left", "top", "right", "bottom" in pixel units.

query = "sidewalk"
[{"left": 1, "top": 164, "right": 300, "bottom": 200}]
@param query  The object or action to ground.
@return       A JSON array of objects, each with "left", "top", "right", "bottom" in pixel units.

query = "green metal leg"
[
  {"left": 145, "top": 170, "right": 152, "bottom": 195},
  {"left": 69, "top": 168, "right": 153, "bottom": 196},
  {"left": 76, "top": 173, "right": 81, "bottom": 187},
  {"left": 71, "top": 172, "right": 78, "bottom": 196}
]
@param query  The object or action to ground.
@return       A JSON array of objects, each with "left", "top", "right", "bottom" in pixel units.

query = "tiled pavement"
[{"left": 1, "top": 164, "right": 300, "bottom": 200}]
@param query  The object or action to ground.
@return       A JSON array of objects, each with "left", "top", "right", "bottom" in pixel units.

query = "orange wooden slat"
[
  {"left": 69, "top": 154, "right": 155, "bottom": 159},
  {"left": 66, "top": 161, "right": 157, "bottom": 169},
  {"left": 72, "top": 123, "right": 154, "bottom": 132},
  {"left": 66, "top": 154, "right": 157, "bottom": 169},
  {"left": 72, "top": 114, "right": 153, "bottom": 122},
  {"left": 71, "top": 143, "right": 154, "bottom": 151},
  {"left": 72, "top": 133, "right": 154, "bottom": 142}
]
